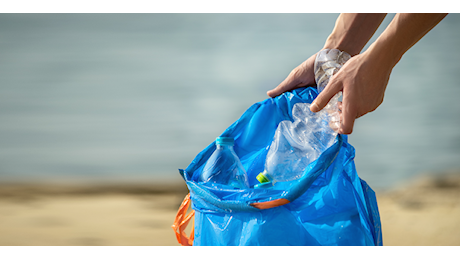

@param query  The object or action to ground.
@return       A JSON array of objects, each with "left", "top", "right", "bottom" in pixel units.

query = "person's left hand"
[{"left": 267, "top": 53, "right": 318, "bottom": 98}]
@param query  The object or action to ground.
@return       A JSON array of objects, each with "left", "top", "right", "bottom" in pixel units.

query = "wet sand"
[{"left": 1, "top": 174, "right": 460, "bottom": 246}]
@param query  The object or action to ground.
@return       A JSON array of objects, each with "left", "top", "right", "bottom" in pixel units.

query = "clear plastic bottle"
[
  {"left": 256, "top": 49, "right": 351, "bottom": 186},
  {"left": 256, "top": 103, "right": 337, "bottom": 185},
  {"left": 314, "top": 49, "right": 351, "bottom": 94},
  {"left": 314, "top": 49, "right": 351, "bottom": 131},
  {"left": 199, "top": 137, "right": 249, "bottom": 189}
]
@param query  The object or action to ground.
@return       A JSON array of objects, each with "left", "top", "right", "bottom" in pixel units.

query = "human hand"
[
  {"left": 266, "top": 53, "right": 318, "bottom": 98},
  {"left": 310, "top": 50, "right": 392, "bottom": 134}
]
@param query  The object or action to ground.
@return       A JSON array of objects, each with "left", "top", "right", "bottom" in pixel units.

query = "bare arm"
[
  {"left": 323, "top": 13, "right": 388, "bottom": 56},
  {"left": 373, "top": 13, "right": 448, "bottom": 65},
  {"left": 311, "top": 13, "right": 448, "bottom": 134}
]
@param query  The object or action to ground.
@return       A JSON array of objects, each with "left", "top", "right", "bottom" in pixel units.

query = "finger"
[
  {"left": 339, "top": 97, "right": 357, "bottom": 135},
  {"left": 329, "top": 115, "right": 341, "bottom": 132},
  {"left": 328, "top": 101, "right": 342, "bottom": 132},
  {"left": 310, "top": 75, "right": 343, "bottom": 113},
  {"left": 267, "top": 73, "right": 304, "bottom": 98}
]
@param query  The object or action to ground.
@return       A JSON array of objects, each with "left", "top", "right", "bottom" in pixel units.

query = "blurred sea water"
[{"left": 0, "top": 13, "right": 459, "bottom": 190}]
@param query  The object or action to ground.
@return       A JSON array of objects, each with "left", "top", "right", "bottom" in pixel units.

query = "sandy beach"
[{"left": 1, "top": 174, "right": 460, "bottom": 246}]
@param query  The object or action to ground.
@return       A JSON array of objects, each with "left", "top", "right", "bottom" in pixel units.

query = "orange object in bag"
[{"left": 171, "top": 193, "right": 195, "bottom": 246}]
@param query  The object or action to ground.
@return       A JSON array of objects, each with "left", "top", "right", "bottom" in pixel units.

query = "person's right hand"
[
  {"left": 310, "top": 49, "right": 392, "bottom": 135},
  {"left": 266, "top": 53, "right": 318, "bottom": 98}
]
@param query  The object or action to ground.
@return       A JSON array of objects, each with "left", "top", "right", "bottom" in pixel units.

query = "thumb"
[
  {"left": 268, "top": 54, "right": 317, "bottom": 97},
  {"left": 310, "top": 76, "right": 343, "bottom": 112},
  {"left": 267, "top": 73, "right": 305, "bottom": 98}
]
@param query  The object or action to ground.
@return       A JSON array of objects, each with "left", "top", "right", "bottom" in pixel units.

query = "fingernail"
[{"left": 310, "top": 102, "right": 319, "bottom": 112}]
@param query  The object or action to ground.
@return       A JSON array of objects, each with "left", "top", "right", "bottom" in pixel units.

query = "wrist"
[
  {"left": 361, "top": 39, "right": 399, "bottom": 74},
  {"left": 365, "top": 33, "right": 402, "bottom": 70},
  {"left": 322, "top": 13, "right": 388, "bottom": 57},
  {"left": 323, "top": 33, "right": 362, "bottom": 57}
]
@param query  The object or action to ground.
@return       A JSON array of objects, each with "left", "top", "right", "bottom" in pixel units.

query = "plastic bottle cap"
[
  {"left": 256, "top": 172, "right": 271, "bottom": 183},
  {"left": 216, "top": 137, "right": 234, "bottom": 146}
]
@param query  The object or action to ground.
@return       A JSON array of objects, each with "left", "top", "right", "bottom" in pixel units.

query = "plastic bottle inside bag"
[
  {"left": 199, "top": 137, "right": 249, "bottom": 189},
  {"left": 256, "top": 49, "right": 350, "bottom": 186},
  {"left": 256, "top": 103, "right": 337, "bottom": 185}
]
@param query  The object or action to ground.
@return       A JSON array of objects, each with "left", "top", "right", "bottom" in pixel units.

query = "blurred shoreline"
[
  {"left": 0, "top": 181, "right": 189, "bottom": 198},
  {"left": 1, "top": 173, "right": 460, "bottom": 246}
]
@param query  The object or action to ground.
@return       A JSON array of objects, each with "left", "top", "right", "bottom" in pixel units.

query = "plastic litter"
[
  {"left": 255, "top": 49, "right": 350, "bottom": 185},
  {"left": 314, "top": 48, "right": 351, "bottom": 131},
  {"left": 256, "top": 102, "right": 337, "bottom": 185},
  {"left": 172, "top": 87, "right": 382, "bottom": 246},
  {"left": 315, "top": 48, "right": 351, "bottom": 93},
  {"left": 199, "top": 137, "right": 249, "bottom": 189}
]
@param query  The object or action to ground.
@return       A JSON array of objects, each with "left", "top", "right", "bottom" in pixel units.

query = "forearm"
[
  {"left": 324, "top": 13, "right": 387, "bottom": 56},
  {"left": 366, "top": 13, "right": 448, "bottom": 68}
]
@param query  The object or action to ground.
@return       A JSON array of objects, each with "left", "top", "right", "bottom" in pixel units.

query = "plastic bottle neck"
[{"left": 216, "top": 144, "right": 234, "bottom": 150}]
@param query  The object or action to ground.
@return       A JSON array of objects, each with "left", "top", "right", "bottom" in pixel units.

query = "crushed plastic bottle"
[
  {"left": 314, "top": 49, "right": 351, "bottom": 93},
  {"left": 256, "top": 103, "right": 337, "bottom": 185},
  {"left": 200, "top": 137, "right": 249, "bottom": 189},
  {"left": 256, "top": 49, "right": 351, "bottom": 185},
  {"left": 314, "top": 49, "right": 351, "bottom": 131}
]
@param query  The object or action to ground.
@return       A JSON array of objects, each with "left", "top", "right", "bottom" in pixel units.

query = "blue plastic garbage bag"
[{"left": 177, "top": 87, "right": 382, "bottom": 246}]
